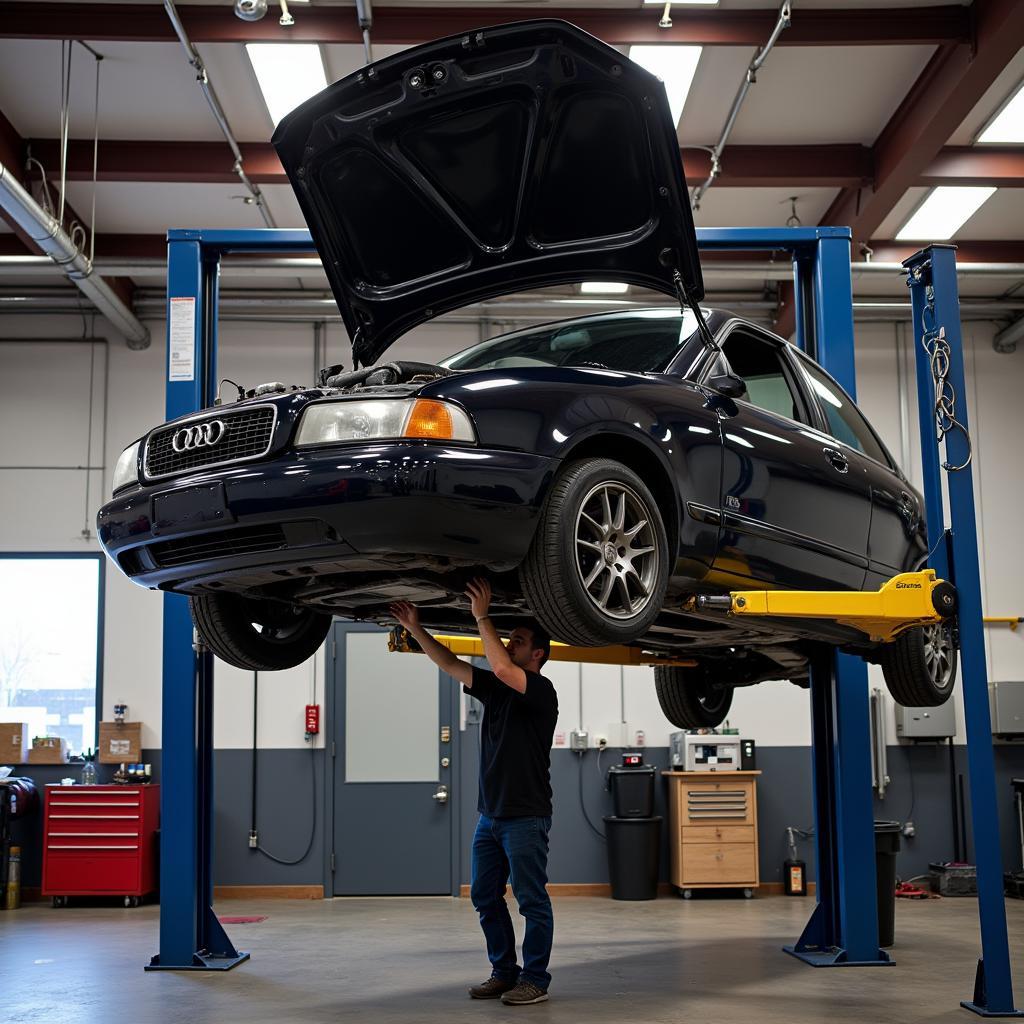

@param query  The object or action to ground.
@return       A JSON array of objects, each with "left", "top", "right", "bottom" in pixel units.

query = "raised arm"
[
  {"left": 466, "top": 579, "right": 528, "bottom": 694},
  {"left": 389, "top": 601, "right": 474, "bottom": 687}
]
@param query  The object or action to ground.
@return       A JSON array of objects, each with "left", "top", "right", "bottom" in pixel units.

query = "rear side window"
[
  {"left": 716, "top": 330, "right": 804, "bottom": 422},
  {"left": 798, "top": 357, "right": 892, "bottom": 466}
]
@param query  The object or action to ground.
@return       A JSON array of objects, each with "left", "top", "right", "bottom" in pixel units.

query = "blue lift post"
[
  {"left": 150, "top": 228, "right": 1016, "bottom": 1010},
  {"left": 904, "top": 245, "right": 1021, "bottom": 1018}
]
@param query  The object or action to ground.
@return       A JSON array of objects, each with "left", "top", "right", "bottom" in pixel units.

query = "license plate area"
[{"left": 152, "top": 482, "right": 232, "bottom": 537}]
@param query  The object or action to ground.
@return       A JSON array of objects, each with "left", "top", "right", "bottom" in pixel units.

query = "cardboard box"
[
  {"left": 0, "top": 722, "right": 30, "bottom": 763},
  {"left": 98, "top": 721, "right": 143, "bottom": 764},
  {"left": 28, "top": 736, "right": 70, "bottom": 764}
]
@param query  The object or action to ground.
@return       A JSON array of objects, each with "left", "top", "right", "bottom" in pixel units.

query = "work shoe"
[
  {"left": 500, "top": 980, "right": 549, "bottom": 1005},
  {"left": 468, "top": 976, "right": 515, "bottom": 999}
]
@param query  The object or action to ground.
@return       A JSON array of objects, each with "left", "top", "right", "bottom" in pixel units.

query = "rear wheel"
[
  {"left": 520, "top": 458, "right": 669, "bottom": 646},
  {"left": 189, "top": 593, "right": 331, "bottom": 671},
  {"left": 654, "top": 664, "right": 734, "bottom": 729},
  {"left": 881, "top": 620, "right": 957, "bottom": 707}
]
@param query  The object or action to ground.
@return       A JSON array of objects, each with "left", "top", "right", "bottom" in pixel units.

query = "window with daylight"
[{"left": 0, "top": 556, "right": 103, "bottom": 759}]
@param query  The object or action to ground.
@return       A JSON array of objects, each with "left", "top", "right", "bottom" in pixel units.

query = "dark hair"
[{"left": 512, "top": 619, "right": 551, "bottom": 667}]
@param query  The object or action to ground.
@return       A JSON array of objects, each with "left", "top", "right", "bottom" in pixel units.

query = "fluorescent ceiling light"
[
  {"left": 895, "top": 186, "right": 996, "bottom": 241},
  {"left": 643, "top": 0, "right": 718, "bottom": 4},
  {"left": 628, "top": 45, "right": 702, "bottom": 128},
  {"left": 580, "top": 282, "right": 630, "bottom": 294},
  {"left": 978, "top": 81, "right": 1024, "bottom": 143},
  {"left": 246, "top": 43, "right": 328, "bottom": 126}
]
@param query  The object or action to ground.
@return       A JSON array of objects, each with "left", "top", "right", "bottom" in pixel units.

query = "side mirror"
[{"left": 708, "top": 373, "right": 746, "bottom": 399}]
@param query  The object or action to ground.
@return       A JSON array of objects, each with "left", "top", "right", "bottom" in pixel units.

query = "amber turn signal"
[{"left": 403, "top": 399, "right": 475, "bottom": 442}]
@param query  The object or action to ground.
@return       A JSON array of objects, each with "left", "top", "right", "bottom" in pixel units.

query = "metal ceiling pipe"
[
  {"left": 0, "top": 162, "right": 150, "bottom": 348},
  {"left": 691, "top": 0, "right": 792, "bottom": 210},
  {"left": 163, "top": 0, "right": 276, "bottom": 228},
  {"left": 993, "top": 314, "right": 1024, "bottom": 354}
]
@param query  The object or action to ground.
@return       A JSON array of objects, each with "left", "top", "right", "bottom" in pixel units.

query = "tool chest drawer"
[
  {"left": 42, "top": 785, "right": 159, "bottom": 902},
  {"left": 664, "top": 771, "right": 761, "bottom": 894}
]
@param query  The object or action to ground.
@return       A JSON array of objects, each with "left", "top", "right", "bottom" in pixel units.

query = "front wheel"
[
  {"left": 189, "top": 593, "right": 331, "bottom": 671},
  {"left": 880, "top": 620, "right": 957, "bottom": 707},
  {"left": 520, "top": 458, "right": 669, "bottom": 646},
  {"left": 654, "top": 665, "right": 734, "bottom": 729}
]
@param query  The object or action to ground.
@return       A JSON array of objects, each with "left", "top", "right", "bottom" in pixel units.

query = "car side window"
[
  {"left": 797, "top": 356, "right": 892, "bottom": 467},
  {"left": 716, "top": 330, "right": 805, "bottom": 423}
]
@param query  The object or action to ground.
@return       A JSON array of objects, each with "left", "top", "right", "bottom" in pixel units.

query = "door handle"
[
  {"left": 822, "top": 447, "right": 849, "bottom": 473},
  {"left": 432, "top": 785, "right": 449, "bottom": 805}
]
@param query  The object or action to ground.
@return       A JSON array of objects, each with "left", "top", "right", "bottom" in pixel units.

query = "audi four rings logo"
[{"left": 171, "top": 420, "right": 227, "bottom": 452}]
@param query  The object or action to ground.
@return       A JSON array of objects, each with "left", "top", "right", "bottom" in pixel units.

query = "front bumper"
[{"left": 97, "top": 442, "right": 556, "bottom": 591}]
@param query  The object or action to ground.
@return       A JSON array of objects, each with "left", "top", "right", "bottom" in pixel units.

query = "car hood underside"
[{"left": 273, "top": 19, "right": 704, "bottom": 368}]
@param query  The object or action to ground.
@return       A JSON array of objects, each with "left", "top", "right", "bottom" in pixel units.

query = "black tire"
[
  {"left": 654, "top": 664, "right": 734, "bottom": 729},
  {"left": 520, "top": 458, "right": 669, "bottom": 646},
  {"left": 189, "top": 593, "right": 331, "bottom": 671},
  {"left": 881, "top": 620, "right": 957, "bottom": 707}
]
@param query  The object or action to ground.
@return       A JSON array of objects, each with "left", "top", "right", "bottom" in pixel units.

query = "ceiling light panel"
[
  {"left": 246, "top": 43, "right": 328, "bottom": 126},
  {"left": 643, "top": 0, "right": 718, "bottom": 4},
  {"left": 627, "top": 45, "right": 703, "bottom": 129},
  {"left": 580, "top": 282, "right": 630, "bottom": 294},
  {"left": 978, "top": 81, "right": 1024, "bottom": 143},
  {"left": 895, "top": 186, "right": 996, "bottom": 241}
]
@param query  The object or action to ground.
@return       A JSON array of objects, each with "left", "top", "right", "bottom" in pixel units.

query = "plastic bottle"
[
  {"left": 81, "top": 749, "right": 98, "bottom": 786},
  {"left": 5, "top": 847, "right": 20, "bottom": 910}
]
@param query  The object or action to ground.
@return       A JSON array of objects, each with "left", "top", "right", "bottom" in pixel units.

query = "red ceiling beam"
[
  {"left": 48, "top": 138, "right": 1024, "bottom": 191},
  {"left": 864, "top": 240, "right": 1024, "bottom": 265},
  {"left": 921, "top": 147, "right": 1024, "bottom": 187},
  {"left": 822, "top": 0, "right": 1024, "bottom": 242},
  {"left": 33, "top": 138, "right": 874, "bottom": 188},
  {"left": 0, "top": 3, "right": 970, "bottom": 46}
]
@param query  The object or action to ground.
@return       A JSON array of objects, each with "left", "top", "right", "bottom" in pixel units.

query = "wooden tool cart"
[{"left": 663, "top": 771, "right": 761, "bottom": 898}]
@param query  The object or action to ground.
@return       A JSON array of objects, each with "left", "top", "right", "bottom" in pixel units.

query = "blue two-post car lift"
[{"left": 150, "top": 225, "right": 1019, "bottom": 1016}]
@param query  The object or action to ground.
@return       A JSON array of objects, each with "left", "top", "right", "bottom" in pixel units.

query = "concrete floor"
[{"left": 2, "top": 895, "right": 1023, "bottom": 1024}]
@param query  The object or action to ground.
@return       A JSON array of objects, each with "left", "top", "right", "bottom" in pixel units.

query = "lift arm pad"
[{"left": 727, "top": 570, "right": 957, "bottom": 643}]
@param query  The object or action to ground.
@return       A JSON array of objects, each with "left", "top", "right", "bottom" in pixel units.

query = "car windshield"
[{"left": 442, "top": 310, "right": 700, "bottom": 374}]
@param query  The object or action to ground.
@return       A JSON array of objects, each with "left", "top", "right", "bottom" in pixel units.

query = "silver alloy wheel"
[
  {"left": 923, "top": 621, "right": 955, "bottom": 690},
  {"left": 574, "top": 480, "right": 659, "bottom": 620}
]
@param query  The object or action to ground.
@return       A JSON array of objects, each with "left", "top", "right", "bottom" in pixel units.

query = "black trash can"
[
  {"left": 875, "top": 820, "right": 902, "bottom": 948},
  {"left": 608, "top": 765, "right": 656, "bottom": 818},
  {"left": 604, "top": 816, "right": 662, "bottom": 900}
]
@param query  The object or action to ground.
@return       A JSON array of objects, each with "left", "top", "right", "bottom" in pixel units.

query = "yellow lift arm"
[
  {"left": 703, "top": 569, "right": 957, "bottom": 644},
  {"left": 388, "top": 629, "right": 697, "bottom": 668}
]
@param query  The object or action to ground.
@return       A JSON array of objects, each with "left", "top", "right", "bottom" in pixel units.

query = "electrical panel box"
[
  {"left": 990, "top": 681, "right": 1024, "bottom": 737},
  {"left": 895, "top": 699, "right": 956, "bottom": 740}
]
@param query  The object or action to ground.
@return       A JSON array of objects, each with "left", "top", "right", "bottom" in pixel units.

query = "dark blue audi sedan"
[{"left": 97, "top": 21, "right": 950, "bottom": 726}]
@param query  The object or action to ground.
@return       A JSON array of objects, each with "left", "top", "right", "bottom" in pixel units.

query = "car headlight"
[
  {"left": 295, "top": 398, "right": 476, "bottom": 446},
  {"left": 112, "top": 441, "right": 141, "bottom": 494}
]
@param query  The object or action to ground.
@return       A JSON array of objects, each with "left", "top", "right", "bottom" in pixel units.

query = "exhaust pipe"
[{"left": 0, "top": 160, "right": 150, "bottom": 349}]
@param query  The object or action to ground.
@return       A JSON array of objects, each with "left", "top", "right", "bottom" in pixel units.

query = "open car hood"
[{"left": 273, "top": 19, "right": 703, "bottom": 367}]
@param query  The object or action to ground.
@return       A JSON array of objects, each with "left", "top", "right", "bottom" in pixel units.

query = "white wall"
[{"left": 2, "top": 312, "right": 1022, "bottom": 753}]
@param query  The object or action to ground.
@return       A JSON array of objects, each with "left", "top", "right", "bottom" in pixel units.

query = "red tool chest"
[{"left": 41, "top": 785, "right": 159, "bottom": 907}]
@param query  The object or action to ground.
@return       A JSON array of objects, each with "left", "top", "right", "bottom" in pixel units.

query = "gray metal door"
[{"left": 329, "top": 623, "right": 458, "bottom": 895}]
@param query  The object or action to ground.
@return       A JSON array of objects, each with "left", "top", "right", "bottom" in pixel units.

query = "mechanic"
[{"left": 390, "top": 578, "right": 558, "bottom": 1006}]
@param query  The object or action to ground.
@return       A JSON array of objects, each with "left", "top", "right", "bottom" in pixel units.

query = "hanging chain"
[{"left": 920, "top": 290, "right": 973, "bottom": 473}]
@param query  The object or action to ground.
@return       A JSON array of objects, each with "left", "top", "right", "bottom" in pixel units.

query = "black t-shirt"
[{"left": 464, "top": 666, "right": 559, "bottom": 818}]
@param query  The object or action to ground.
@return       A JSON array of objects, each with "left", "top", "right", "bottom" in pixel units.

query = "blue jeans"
[{"left": 470, "top": 814, "right": 553, "bottom": 990}]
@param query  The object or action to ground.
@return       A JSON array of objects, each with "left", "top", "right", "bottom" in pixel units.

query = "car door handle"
[
  {"left": 899, "top": 490, "right": 917, "bottom": 522},
  {"left": 823, "top": 447, "right": 849, "bottom": 473}
]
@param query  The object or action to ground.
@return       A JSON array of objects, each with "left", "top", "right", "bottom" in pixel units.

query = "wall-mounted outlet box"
[{"left": 570, "top": 730, "right": 589, "bottom": 751}]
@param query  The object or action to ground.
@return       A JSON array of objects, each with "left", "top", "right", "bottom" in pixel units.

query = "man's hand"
[
  {"left": 390, "top": 601, "right": 420, "bottom": 632},
  {"left": 466, "top": 578, "right": 492, "bottom": 620}
]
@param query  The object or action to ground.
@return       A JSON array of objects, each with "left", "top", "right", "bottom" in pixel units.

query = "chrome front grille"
[{"left": 144, "top": 405, "right": 276, "bottom": 479}]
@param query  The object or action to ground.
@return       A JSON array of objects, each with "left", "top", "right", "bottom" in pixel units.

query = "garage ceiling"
[{"left": 1, "top": 0, "right": 1023, "bottom": 334}]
